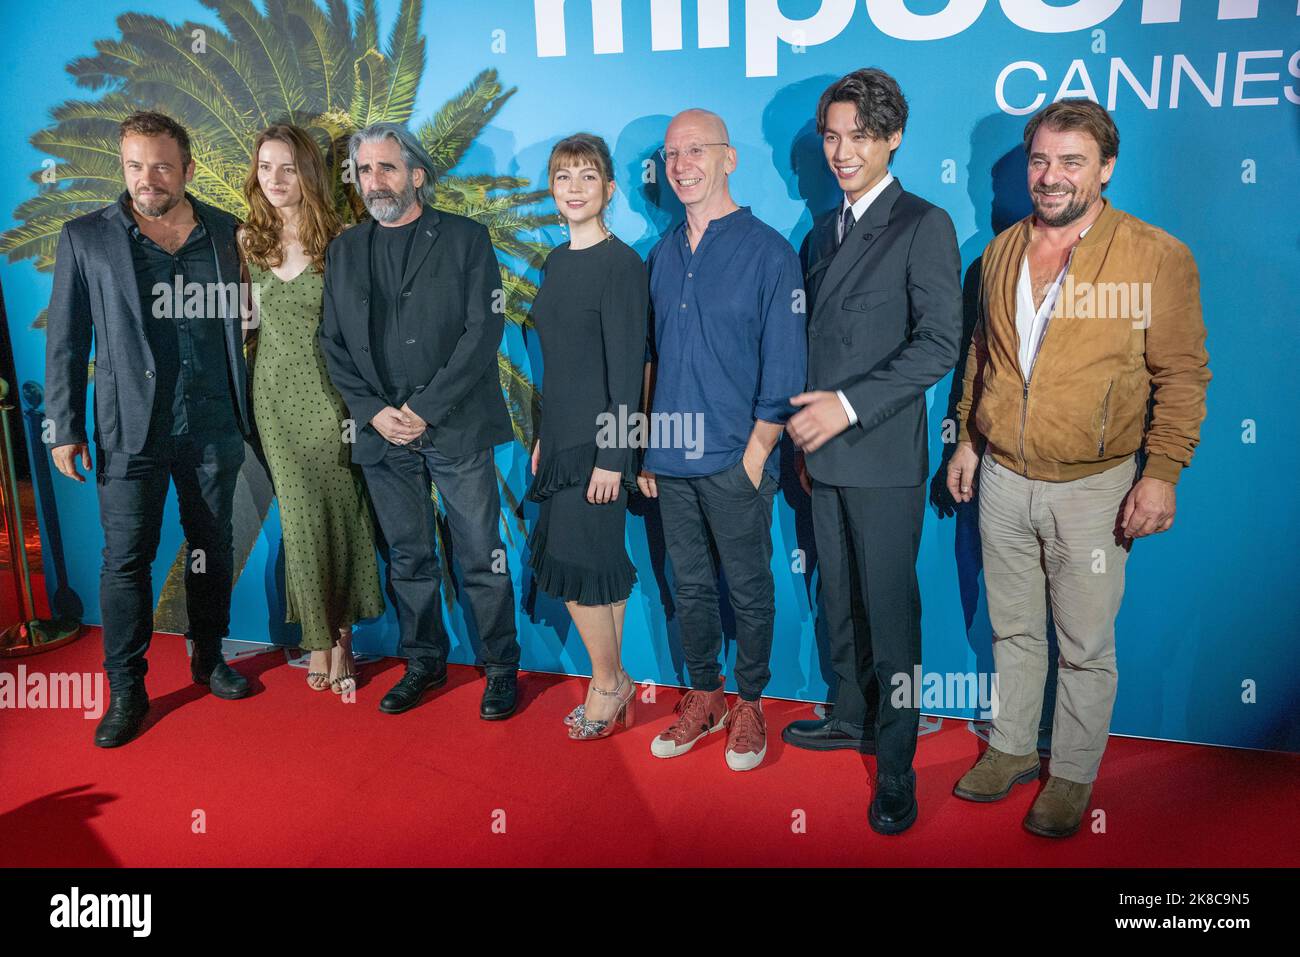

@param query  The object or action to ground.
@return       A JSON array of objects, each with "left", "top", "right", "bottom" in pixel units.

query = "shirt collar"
[
  {"left": 842, "top": 173, "right": 894, "bottom": 223},
  {"left": 677, "top": 204, "right": 751, "bottom": 241},
  {"left": 118, "top": 189, "right": 207, "bottom": 235}
]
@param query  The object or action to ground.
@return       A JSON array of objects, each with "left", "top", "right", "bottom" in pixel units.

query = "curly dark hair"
[{"left": 815, "top": 68, "right": 909, "bottom": 160}]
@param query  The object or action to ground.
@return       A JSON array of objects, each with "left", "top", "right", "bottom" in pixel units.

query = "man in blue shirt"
[{"left": 638, "top": 109, "right": 807, "bottom": 772}]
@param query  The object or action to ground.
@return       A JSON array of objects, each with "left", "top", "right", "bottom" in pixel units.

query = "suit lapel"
[
  {"left": 359, "top": 216, "right": 381, "bottom": 371},
  {"left": 816, "top": 178, "right": 902, "bottom": 306},
  {"left": 360, "top": 216, "right": 376, "bottom": 307},
  {"left": 399, "top": 204, "right": 441, "bottom": 292},
  {"left": 804, "top": 211, "right": 838, "bottom": 305},
  {"left": 99, "top": 203, "right": 146, "bottom": 340}
]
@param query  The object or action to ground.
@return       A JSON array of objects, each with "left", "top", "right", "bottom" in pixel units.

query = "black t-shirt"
[{"left": 369, "top": 218, "right": 421, "bottom": 403}]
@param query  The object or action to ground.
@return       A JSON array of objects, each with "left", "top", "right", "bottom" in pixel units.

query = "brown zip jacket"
[{"left": 955, "top": 199, "right": 1210, "bottom": 484}]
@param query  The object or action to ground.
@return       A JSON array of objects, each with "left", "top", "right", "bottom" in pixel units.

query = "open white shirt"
[
  {"left": 1015, "top": 223, "right": 1092, "bottom": 381},
  {"left": 835, "top": 173, "right": 895, "bottom": 426}
]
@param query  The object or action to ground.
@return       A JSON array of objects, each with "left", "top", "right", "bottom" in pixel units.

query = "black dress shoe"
[
  {"left": 781, "top": 717, "right": 876, "bottom": 753},
  {"left": 379, "top": 666, "right": 447, "bottom": 714},
  {"left": 480, "top": 672, "right": 518, "bottom": 721},
  {"left": 94, "top": 689, "right": 149, "bottom": 749},
  {"left": 192, "top": 658, "right": 251, "bottom": 700},
  {"left": 869, "top": 769, "right": 918, "bottom": 835}
]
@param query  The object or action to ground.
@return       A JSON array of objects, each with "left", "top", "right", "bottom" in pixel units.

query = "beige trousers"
[{"left": 978, "top": 451, "right": 1137, "bottom": 784}]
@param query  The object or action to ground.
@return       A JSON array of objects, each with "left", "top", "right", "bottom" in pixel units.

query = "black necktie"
[{"left": 839, "top": 205, "right": 856, "bottom": 247}]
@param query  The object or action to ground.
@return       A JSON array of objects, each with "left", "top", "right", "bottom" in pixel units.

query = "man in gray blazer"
[
  {"left": 785, "top": 70, "right": 963, "bottom": 834},
  {"left": 45, "top": 112, "right": 253, "bottom": 749}
]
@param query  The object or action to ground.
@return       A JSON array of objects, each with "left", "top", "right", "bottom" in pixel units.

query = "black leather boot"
[
  {"left": 869, "top": 768, "right": 918, "bottom": 835},
  {"left": 94, "top": 686, "right": 149, "bottom": 748},
  {"left": 379, "top": 666, "right": 447, "bottom": 714},
  {"left": 480, "top": 672, "right": 518, "bottom": 720},
  {"left": 192, "top": 655, "right": 251, "bottom": 699}
]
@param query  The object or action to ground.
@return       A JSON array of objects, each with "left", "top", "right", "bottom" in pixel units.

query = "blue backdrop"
[{"left": 1, "top": 0, "right": 1296, "bottom": 751}]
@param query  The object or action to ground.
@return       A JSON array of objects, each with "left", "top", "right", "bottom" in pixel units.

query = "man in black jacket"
[
  {"left": 785, "top": 70, "right": 963, "bottom": 834},
  {"left": 45, "top": 112, "right": 253, "bottom": 748},
  {"left": 318, "top": 123, "right": 521, "bottom": 719}
]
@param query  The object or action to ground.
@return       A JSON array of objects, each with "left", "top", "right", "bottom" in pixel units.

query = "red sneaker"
[
  {"left": 650, "top": 685, "right": 729, "bottom": 758},
  {"left": 724, "top": 698, "right": 767, "bottom": 771}
]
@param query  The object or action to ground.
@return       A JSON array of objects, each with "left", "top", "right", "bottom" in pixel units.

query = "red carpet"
[{"left": 1, "top": 628, "right": 1296, "bottom": 868}]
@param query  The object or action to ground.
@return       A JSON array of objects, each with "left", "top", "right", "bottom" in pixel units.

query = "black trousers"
[
  {"left": 362, "top": 442, "right": 519, "bottom": 675},
  {"left": 656, "top": 459, "right": 778, "bottom": 701},
  {"left": 812, "top": 480, "right": 924, "bottom": 776},
  {"left": 96, "top": 430, "right": 245, "bottom": 691}
]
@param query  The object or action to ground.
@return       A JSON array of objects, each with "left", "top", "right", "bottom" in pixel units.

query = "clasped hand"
[{"left": 372, "top": 405, "right": 428, "bottom": 445}]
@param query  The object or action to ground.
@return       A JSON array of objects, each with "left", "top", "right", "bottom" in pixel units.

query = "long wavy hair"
[{"left": 240, "top": 124, "right": 341, "bottom": 272}]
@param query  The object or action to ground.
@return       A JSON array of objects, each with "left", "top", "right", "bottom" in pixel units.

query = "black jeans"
[
  {"left": 811, "top": 481, "right": 924, "bottom": 776},
  {"left": 656, "top": 459, "right": 777, "bottom": 701},
  {"left": 96, "top": 430, "right": 245, "bottom": 691},
  {"left": 362, "top": 442, "right": 519, "bottom": 676}
]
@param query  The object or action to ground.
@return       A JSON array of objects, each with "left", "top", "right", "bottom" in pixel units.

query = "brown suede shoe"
[
  {"left": 1023, "top": 776, "right": 1093, "bottom": 838},
  {"left": 952, "top": 745, "right": 1041, "bottom": 802}
]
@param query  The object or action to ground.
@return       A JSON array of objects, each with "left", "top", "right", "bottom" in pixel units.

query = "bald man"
[{"left": 638, "top": 110, "right": 807, "bottom": 772}]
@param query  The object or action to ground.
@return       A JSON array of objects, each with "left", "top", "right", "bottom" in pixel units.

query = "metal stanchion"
[{"left": 0, "top": 376, "right": 80, "bottom": 655}]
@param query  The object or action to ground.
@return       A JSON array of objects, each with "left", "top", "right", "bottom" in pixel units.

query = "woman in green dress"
[{"left": 240, "top": 124, "right": 385, "bottom": 694}]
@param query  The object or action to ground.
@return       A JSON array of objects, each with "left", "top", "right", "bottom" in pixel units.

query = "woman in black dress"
[{"left": 527, "top": 133, "right": 648, "bottom": 740}]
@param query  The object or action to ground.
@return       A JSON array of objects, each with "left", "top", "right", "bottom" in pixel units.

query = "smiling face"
[
  {"left": 121, "top": 133, "right": 193, "bottom": 217},
  {"left": 256, "top": 138, "right": 303, "bottom": 212},
  {"left": 355, "top": 136, "right": 424, "bottom": 224},
  {"left": 551, "top": 160, "right": 613, "bottom": 229},
  {"left": 662, "top": 110, "right": 735, "bottom": 210},
  {"left": 821, "top": 100, "right": 901, "bottom": 204},
  {"left": 1026, "top": 125, "right": 1114, "bottom": 228}
]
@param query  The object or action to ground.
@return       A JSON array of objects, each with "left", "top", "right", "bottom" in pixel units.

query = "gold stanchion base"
[{"left": 0, "top": 618, "right": 83, "bottom": 657}]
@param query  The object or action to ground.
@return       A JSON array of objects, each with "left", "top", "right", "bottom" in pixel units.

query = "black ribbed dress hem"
[{"left": 526, "top": 520, "right": 636, "bottom": 606}]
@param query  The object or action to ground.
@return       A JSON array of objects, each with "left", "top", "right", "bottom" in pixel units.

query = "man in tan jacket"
[{"left": 946, "top": 99, "right": 1210, "bottom": 837}]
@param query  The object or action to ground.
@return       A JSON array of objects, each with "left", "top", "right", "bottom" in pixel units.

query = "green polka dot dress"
[{"left": 249, "top": 261, "right": 386, "bottom": 650}]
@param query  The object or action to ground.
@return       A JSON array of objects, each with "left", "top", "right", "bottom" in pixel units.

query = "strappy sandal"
[
  {"left": 306, "top": 650, "right": 331, "bottom": 691},
  {"left": 569, "top": 672, "right": 637, "bottom": 741},
  {"left": 331, "top": 670, "right": 357, "bottom": 695},
  {"left": 330, "top": 633, "right": 358, "bottom": 696}
]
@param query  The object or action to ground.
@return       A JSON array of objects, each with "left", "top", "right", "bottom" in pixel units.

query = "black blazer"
[
  {"left": 318, "top": 205, "right": 513, "bottom": 466},
  {"left": 44, "top": 194, "right": 250, "bottom": 455},
  {"left": 800, "top": 179, "right": 963, "bottom": 488}
]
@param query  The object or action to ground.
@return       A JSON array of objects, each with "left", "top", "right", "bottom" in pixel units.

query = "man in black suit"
[
  {"left": 784, "top": 70, "right": 963, "bottom": 834},
  {"left": 318, "top": 122, "right": 521, "bottom": 719},
  {"left": 45, "top": 111, "right": 253, "bottom": 748}
]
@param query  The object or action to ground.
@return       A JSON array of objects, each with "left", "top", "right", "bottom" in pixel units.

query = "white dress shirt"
[
  {"left": 1015, "top": 223, "right": 1092, "bottom": 381},
  {"left": 835, "top": 173, "right": 894, "bottom": 426}
]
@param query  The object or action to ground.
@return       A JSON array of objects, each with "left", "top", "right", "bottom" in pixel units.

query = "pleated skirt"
[{"left": 527, "top": 483, "right": 636, "bottom": 606}]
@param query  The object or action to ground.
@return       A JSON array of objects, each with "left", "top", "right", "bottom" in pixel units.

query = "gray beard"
[{"left": 364, "top": 183, "right": 418, "bottom": 224}]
